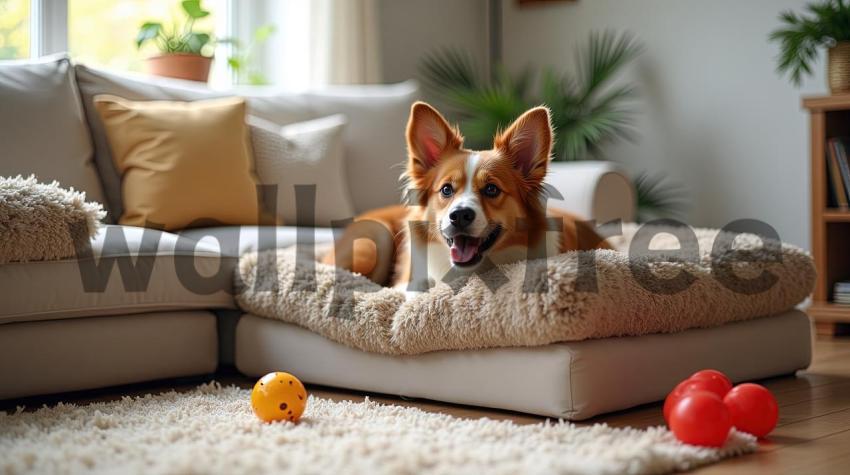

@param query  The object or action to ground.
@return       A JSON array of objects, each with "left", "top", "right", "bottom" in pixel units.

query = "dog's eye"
[
  {"left": 482, "top": 183, "right": 501, "bottom": 198},
  {"left": 440, "top": 184, "right": 454, "bottom": 197}
]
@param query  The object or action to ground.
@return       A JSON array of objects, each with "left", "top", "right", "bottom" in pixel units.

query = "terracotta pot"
[
  {"left": 828, "top": 42, "right": 850, "bottom": 94},
  {"left": 145, "top": 53, "right": 212, "bottom": 83}
]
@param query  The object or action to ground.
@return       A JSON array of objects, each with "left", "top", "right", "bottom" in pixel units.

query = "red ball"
[
  {"left": 664, "top": 380, "right": 690, "bottom": 422},
  {"left": 690, "top": 369, "right": 733, "bottom": 396},
  {"left": 723, "top": 383, "right": 778, "bottom": 438},
  {"left": 668, "top": 391, "right": 733, "bottom": 447},
  {"left": 663, "top": 377, "right": 732, "bottom": 423}
]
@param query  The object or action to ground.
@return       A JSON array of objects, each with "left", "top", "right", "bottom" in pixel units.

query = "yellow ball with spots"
[{"left": 250, "top": 372, "right": 308, "bottom": 423}]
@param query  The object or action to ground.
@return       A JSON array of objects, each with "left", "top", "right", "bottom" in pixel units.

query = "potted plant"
[
  {"left": 136, "top": 0, "right": 215, "bottom": 82},
  {"left": 771, "top": 0, "right": 850, "bottom": 93}
]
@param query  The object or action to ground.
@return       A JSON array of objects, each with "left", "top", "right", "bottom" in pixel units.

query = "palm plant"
[
  {"left": 770, "top": 0, "right": 850, "bottom": 86},
  {"left": 419, "top": 31, "right": 686, "bottom": 221},
  {"left": 633, "top": 172, "right": 688, "bottom": 222}
]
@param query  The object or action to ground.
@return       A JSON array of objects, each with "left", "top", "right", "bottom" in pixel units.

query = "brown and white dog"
[{"left": 322, "top": 102, "right": 610, "bottom": 289}]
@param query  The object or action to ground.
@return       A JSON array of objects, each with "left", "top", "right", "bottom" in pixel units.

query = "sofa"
[{"left": 0, "top": 55, "right": 810, "bottom": 420}]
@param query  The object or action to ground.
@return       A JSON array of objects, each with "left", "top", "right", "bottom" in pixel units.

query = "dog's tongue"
[{"left": 450, "top": 236, "right": 481, "bottom": 263}]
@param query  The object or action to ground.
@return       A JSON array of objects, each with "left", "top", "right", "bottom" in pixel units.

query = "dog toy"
[
  {"left": 668, "top": 390, "right": 732, "bottom": 447},
  {"left": 664, "top": 369, "right": 777, "bottom": 446},
  {"left": 723, "top": 383, "right": 778, "bottom": 438},
  {"left": 663, "top": 369, "right": 733, "bottom": 422},
  {"left": 251, "top": 371, "right": 308, "bottom": 423},
  {"left": 690, "top": 369, "right": 734, "bottom": 394}
]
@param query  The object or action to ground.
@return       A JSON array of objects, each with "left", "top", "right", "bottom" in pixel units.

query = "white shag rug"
[{"left": 0, "top": 383, "right": 756, "bottom": 475}]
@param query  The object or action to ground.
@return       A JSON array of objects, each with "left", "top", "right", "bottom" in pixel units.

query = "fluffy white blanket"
[{"left": 0, "top": 175, "right": 105, "bottom": 264}]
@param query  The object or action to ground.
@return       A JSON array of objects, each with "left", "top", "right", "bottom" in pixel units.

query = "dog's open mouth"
[{"left": 445, "top": 226, "right": 502, "bottom": 267}]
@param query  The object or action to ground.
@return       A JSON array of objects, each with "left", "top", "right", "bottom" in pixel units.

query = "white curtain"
[{"left": 248, "top": 0, "right": 382, "bottom": 88}]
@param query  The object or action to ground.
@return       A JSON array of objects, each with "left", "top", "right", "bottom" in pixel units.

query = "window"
[
  {"left": 67, "top": 0, "right": 226, "bottom": 73},
  {"left": 5, "top": 0, "right": 232, "bottom": 85},
  {"left": 2, "top": 1, "right": 340, "bottom": 88},
  {"left": 0, "top": 0, "right": 30, "bottom": 59}
]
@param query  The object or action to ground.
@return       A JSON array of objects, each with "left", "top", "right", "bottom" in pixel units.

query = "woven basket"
[{"left": 829, "top": 42, "right": 850, "bottom": 94}]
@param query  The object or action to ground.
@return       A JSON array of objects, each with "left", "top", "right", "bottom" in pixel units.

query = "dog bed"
[{"left": 235, "top": 224, "right": 814, "bottom": 355}]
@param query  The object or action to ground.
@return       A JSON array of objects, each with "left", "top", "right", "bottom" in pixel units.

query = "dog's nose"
[{"left": 449, "top": 207, "right": 476, "bottom": 229}]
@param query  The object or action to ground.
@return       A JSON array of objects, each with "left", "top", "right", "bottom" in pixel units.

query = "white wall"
[
  {"left": 502, "top": 0, "right": 826, "bottom": 249},
  {"left": 378, "top": 0, "right": 489, "bottom": 84}
]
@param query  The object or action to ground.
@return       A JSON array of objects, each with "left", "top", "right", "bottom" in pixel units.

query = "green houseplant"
[
  {"left": 770, "top": 0, "right": 850, "bottom": 92},
  {"left": 225, "top": 24, "right": 276, "bottom": 85},
  {"left": 419, "top": 31, "right": 685, "bottom": 221},
  {"left": 136, "top": 0, "right": 216, "bottom": 82}
]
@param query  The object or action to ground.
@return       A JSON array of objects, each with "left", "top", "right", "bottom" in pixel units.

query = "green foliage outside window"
[{"left": 0, "top": 0, "right": 30, "bottom": 60}]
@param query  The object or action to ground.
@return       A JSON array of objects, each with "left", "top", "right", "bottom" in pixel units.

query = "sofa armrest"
[{"left": 545, "top": 161, "right": 636, "bottom": 223}]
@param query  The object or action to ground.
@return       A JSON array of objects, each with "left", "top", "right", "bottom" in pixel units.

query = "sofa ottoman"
[{"left": 234, "top": 310, "right": 811, "bottom": 420}]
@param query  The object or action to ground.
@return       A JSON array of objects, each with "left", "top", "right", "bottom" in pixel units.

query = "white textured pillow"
[{"left": 249, "top": 114, "right": 356, "bottom": 227}]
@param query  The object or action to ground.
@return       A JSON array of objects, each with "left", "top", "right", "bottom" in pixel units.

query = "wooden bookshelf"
[{"left": 802, "top": 95, "right": 850, "bottom": 336}]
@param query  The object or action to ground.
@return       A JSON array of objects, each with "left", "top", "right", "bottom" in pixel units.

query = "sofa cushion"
[
  {"left": 0, "top": 55, "right": 107, "bottom": 207},
  {"left": 94, "top": 95, "right": 261, "bottom": 230},
  {"left": 177, "top": 226, "right": 335, "bottom": 258},
  {"left": 0, "top": 225, "right": 235, "bottom": 324},
  {"left": 74, "top": 65, "right": 419, "bottom": 220}
]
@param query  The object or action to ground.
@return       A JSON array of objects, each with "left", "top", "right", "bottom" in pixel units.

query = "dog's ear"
[
  {"left": 494, "top": 107, "right": 552, "bottom": 184},
  {"left": 406, "top": 102, "right": 463, "bottom": 177}
]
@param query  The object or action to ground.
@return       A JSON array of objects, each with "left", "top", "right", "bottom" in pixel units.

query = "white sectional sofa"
[{"left": 0, "top": 55, "right": 810, "bottom": 419}]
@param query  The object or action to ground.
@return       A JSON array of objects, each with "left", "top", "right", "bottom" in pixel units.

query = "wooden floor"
[{"left": 4, "top": 333, "right": 850, "bottom": 474}]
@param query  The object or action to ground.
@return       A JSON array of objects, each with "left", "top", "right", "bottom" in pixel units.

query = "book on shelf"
[
  {"left": 833, "top": 280, "right": 850, "bottom": 306},
  {"left": 827, "top": 138, "right": 850, "bottom": 208}
]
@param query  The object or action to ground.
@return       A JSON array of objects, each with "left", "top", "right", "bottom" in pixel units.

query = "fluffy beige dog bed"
[{"left": 236, "top": 224, "right": 814, "bottom": 355}]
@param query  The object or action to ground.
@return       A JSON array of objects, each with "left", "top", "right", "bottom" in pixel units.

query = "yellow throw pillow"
[{"left": 93, "top": 95, "right": 261, "bottom": 230}]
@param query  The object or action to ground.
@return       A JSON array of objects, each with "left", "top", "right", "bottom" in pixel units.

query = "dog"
[{"left": 322, "top": 102, "right": 610, "bottom": 289}]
